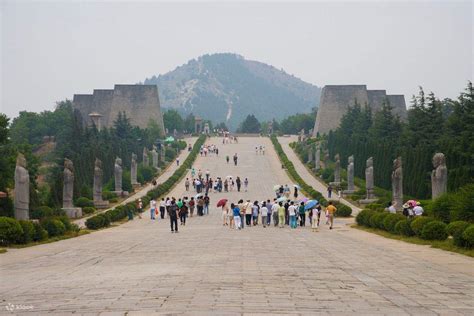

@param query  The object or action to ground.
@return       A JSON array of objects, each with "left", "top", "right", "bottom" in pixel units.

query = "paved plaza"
[{"left": 1, "top": 137, "right": 473, "bottom": 315}]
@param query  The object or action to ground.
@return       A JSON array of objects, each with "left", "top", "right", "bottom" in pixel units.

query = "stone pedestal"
[
  {"left": 93, "top": 200, "right": 110, "bottom": 209},
  {"left": 359, "top": 198, "right": 378, "bottom": 205},
  {"left": 111, "top": 190, "right": 129, "bottom": 198},
  {"left": 63, "top": 207, "right": 82, "bottom": 219}
]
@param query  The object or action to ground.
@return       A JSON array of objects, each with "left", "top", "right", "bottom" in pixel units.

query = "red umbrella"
[{"left": 217, "top": 199, "right": 228, "bottom": 207}]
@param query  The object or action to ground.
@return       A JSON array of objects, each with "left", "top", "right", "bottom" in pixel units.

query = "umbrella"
[
  {"left": 304, "top": 200, "right": 318, "bottom": 210},
  {"left": 195, "top": 193, "right": 203, "bottom": 199},
  {"left": 217, "top": 198, "right": 228, "bottom": 207},
  {"left": 299, "top": 197, "right": 309, "bottom": 203},
  {"left": 407, "top": 199, "right": 417, "bottom": 207},
  {"left": 293, "top": 184, "right": 301, "bottom": 189},
  {"left": 273, "top": 185, "right": 281, "bottom": 191},
  {"left": 276, "top": 196, "right": 287, "bottom": 203},
  {"left": 165, "top": 136, "right": 175, "bottom": 143},
  {"left": 226, "top": 175, "right": 233, "bottom": 179}
]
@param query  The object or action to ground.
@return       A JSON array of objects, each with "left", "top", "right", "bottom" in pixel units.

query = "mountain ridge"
[{"left": 143, "top": 53, "right": 321, "bottom": 129}]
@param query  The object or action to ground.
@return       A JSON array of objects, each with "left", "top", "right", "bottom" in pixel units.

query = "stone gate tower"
[
  {"left": 312, "top": 85, "right": 406, "bottom": 136},
  {"left": 73, "top": 84, "right": 165, "bottom": 132}
]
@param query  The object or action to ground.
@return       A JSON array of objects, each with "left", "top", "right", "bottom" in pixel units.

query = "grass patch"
[
  {"left": 7, "top": 230, "right": 90, "bottom": 249},
  {"left": 0, "top": 248, "right": 7, "bottom": 254},
  {"left": 352, "top": 224, "right": 474, "bottom": 257}
]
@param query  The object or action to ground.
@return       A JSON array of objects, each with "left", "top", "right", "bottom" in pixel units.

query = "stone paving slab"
[{"left": 1, "top": 137, "right": 473, "bottom": 315}]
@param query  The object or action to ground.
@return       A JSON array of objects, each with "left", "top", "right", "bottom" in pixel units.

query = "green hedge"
[
  {"left": 421, "top": 221, "right": 448, "bottom": 240},
  {"left": 394, "top": 219, "right": 414, "bottom": 236},
  {"left": 462, "top": 225, "right": 474, "bottom": 248},
  {"left": 446, "top": 221, "right": 471, "bottom": 247},
  {"left": 410, "top": 217, "right": 435, "bottom": 237},
  {"left": 85, "top": 135, "right": 207, "bottom": 230},
  {"left": 270, "top": 135, "right": 327, "bottom": 205},
  {"left": 383, "top": 214, "right": 405, "bottom": 233},
  {"left": 0, "top": 217, "right": 24, "bottom": 245}
]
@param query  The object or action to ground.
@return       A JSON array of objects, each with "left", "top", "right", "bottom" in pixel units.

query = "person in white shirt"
[
  {"left": 159, "top": 198, "right": 166, "bottom": 219},
  {"left": 271, "top": 201, "right": 279, "bottom": 227},
  {"left": 150, "top": 198, "right": 157, "bottom": 220},
  {"left": 260, "top": 202, "right": 269, "bottom": 228},
  {"left": 385, "top": 202, "right": 397, "bottom": 214},
  {"left": 413, "top": 202, "right": 424, "bottom": 216},
  {"left": 288, "top": 202, "right": 297, "bottom": 229}
]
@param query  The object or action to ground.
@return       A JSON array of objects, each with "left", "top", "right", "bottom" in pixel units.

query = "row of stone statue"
[
  {"left": 306, "top": 145, "right": 447, "bottom": 209},
  {"left": 13, "top": 145, "right": 165, "bottom": 220}
]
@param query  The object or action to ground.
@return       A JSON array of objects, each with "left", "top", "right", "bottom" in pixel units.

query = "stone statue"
[
  {"left": 431, "top": 153, "right": 447, "bottom": 199},
  {"left": 347, "top": 155, "right": 355, "bottom": 192},
  {"left": 323, "top": 150, "right": 329, "bottom": 168},
  {"left": 62, "top": 159, "right": 82, "bottom": 218},
  {"left": 307, "top": 146, "right": 313, "bottom": 163},
  {"left": 151, "top": 146, "right": 158, "bottom": 168},
  {"left": 93, "top": 158, "right": 109, "bottom": 208},
  {"left": 63, "top": 159, "right": 74, "bottom": 208},
  {"left": 143, "top": 147, "right": 149, "bottom": 166},
  {"left": 365, "top": 157, "right": 375, "bottom": 199},
  {"left": 315, "top": 146, "right": 321, "bottom": 170},
  {"left": 14, "top": 153, "right": 29, "bottom": 220},
  {"left": 131, "top": 153, "right": 138, "bottom": 185},
  {"left": 114, "top": 157, "right": 123, "bottom": 192},
  {"left": 391, "top": 156, "right": 403, "bottom": 210},
  {"left": 160, "top": 146, "right": 165, "bottom": 162},
  {"left": 334, "top": 154, "right": 341, "bottom": 183}
]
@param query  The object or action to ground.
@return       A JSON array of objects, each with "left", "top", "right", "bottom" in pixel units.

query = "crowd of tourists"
[{"left": 184, "top": 167, "right": 249, "bottom": 194}]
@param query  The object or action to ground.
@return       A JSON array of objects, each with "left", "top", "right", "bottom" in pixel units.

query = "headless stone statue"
[
  {"left": 63, "top": 159, "right": 74, "bottom": 208},
  {"left": 334, "top": 154, "right": 341, "bottom": 183},
  {"left": 14, "top": 153, "right": 29, "bottom": 220},
  {"left": 347, "top": 155, "right": 355, "bottom": 192},
  {"left": 323, "top": 150, "right": 329, "bottom": 168},
  {"left": 93, "top": 158, "right": 109, "bottom": 208},
  {"left": 114, "top": 157, "right": 123, "bottom": 192},
  {"left": 315, "top": 146, "right": 321, "bottom": 170},
  {"left": 143, "top": 147, "right": 149, "bottom": 166},
  {"left": 131, "top": 153, "right": 138, "bottom": 185},
  {"left": 160, "top": 147, "right": 165, "bottom": 162},
  {"left": 307, "top": 146, "right": 313, "bottom": 163},
  {"left": 365, "top": 157, "right": 375, "bottom": 199},
  {"left": 431, "top": 153, "right": 447, "bottom": 199},
  {"left": 151, "top": 146, "right": 158, "bottom": 168},
  {"left": 63, "top": 159, "right": 82, "bottom": 218},
  {"left": 392, "top": 156, "right": 403, "bottom": 210}
]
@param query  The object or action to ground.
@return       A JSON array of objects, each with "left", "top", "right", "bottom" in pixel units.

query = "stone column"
[
  {"left": 314, "top": 147, "right": 321, "bottom": 170},
  {"left": 160, "top": 146, "right": 165, "bottom": 162},
  {"left": 391, "top": 156, "right": 403, "bottom": 210},
  {"left": 131, "top": 153, "right": 138, "bottom": 185},
  {"left": 307, "top": 146, "right": 313, "bottom": 163},
  {"left": 431, "top": 153, "right": 447, "bottom": 199},
  {"left": 93, "top": 158, "right": 109, "bottom": 209},
  {"left": 143, "top": 147, "right": 149, "bottom": 166},
  {"left": 334, "top": 154, "right": 341, "bottom": 183},
  {"left": 151, "top": 146, "right": 158, "bottom": 168},
  {"left": 14, "top": 153, "right": 29, "bottom": 220},
  {"left": 62, "top": 158, "right": 82, "bottom": 218},
  {"left": 114, "top": 157, "right": 122, "bottom": 192},
  {"left": 359, "top": 157, "right": 376, "bottom": 204},
  {"left": 346, "top": 155, "right": 355, "bottom": 193}
]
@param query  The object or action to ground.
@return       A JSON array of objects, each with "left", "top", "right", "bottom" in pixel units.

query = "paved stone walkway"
[
  {"left": 1, "top": 137, "right": 473, "bottom": 315},
  {"left": 74, "top": 137, "right": 197, "bottom": 228}
]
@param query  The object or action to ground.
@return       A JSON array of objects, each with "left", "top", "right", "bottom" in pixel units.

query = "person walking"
[
  {"left": 311, "top": 205, "right": 319, "bottom": 232},
  {"left": 236, "top": 177, "right": 241, "bottom": 192},
  {"left": 288, "top": 202, "right": 297, "bottom": 229},
  {"left": 185, "top": 178, "right": 190, "bottom": 191},
  {"left": 226, "top": 155, "right": 230, "bottom": 164},
  {"left": 238, "top": 199, "right": 245, "bottom": 229},
  {"left": 245, "top": 200, "right": 252, "bottom": 226},
  {"left": 137, "top": 199, "right": 143, "bottom": 219},
  {"left": 266, "top": 199, "right": 273, "bottom": 226},
  {"left": 179, "top": 201, "right": 188, "bottom": 225},
  {"left": 261, "top": 202, "right": 268, "bottom": 228},
  {"left": 315, "top": 203, "right": 322, "bottom": 226},
  {"left": 191, "top": 167, "right": 196, "bottom": 178},
  {"left": 272, "top": 199, "right": 279, "bottom": 227},
  {"left": 327, "top": 185, "right": 333, "bottom": 198},
  {"left": 197, "top": 197, "right": 204, "bottom": 216},
  {"left": 284, "top": 185, "right": 290, "bottom": 199},
  {"left": 224, "top": 179, "right": 229, "bottom": 192},
  {"left": 233, "top": 153, "right": 238, "bottom": 166},
  {"left": 278, "top": 202, "right": 285, "bottom": 228},
  {"left": 252, "top": 201, "right": 259, "bottom": 226},
  {"left": 299, "top": 202, "right": 306, "bottom": 226},
  {"left": 326, "top": 201, "right": 337, "bottom": 230},
  {"left": 222, "top": 202, "right": 229, "bottom": 226},
  {"left": 294, "top": 186, "right": 299, "bottom": 199},
  {"left": 168, "top": 200, "right": 179, "bottom": 233},
  {"left": 188, "top": 197, "right": 195, "bottom": 217},
  {"left": 232, "top": 203, "right": 241, "bottom": 230},
  {"left": 150, "top": 198, "right": 157, "bottom": 220},
  {"left": 176, "top": 158, "right": 180, "bottom": 166},
  {"left": 203, "top": 194, "right": 210, "bottom": 215},
  {"left": 284, "top": 201, "right": 290, "bottom": 225},
  {"left": 244, "top": 178, "right": 249, "bottom": 192}
]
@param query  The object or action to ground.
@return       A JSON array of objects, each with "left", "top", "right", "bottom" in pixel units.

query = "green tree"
[
  {"left": 238, "top": 114, "right": 261, "bottom": 133},
  {"left": 163, "top": 109, "right": 184, "bottom": 132}
]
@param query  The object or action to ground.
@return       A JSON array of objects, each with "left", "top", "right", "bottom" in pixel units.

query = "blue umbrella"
[
  {"left": 276, "top": 196, "right": 287, "bottom": 203},
  {"left": 304, "top": 200, "right": 318, "bottom": 210}
]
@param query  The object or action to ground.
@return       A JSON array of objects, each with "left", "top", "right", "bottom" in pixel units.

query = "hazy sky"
[{"left": 1, "top": 0, "right": 472, "bottom": 119}]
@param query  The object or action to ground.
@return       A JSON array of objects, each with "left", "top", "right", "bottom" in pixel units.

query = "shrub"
[
  {"left": 85, "top": 213, "right": 111, "bottom": 230},
  {"left": 335, "top": 204, "right": 352, "bottom": 217},
  {"left": 365, "top": 203, "right": 384, "bottom": 211},
  {"left": 446, "top": 221, "right": 470, "bottom": 237},
  {"left": 0, "top": 217, "right": 23, "bottom": 245},
  {"left": 41, "top": 218, "right": 66, "bottom": 237},
  {"left": 410, "top": 217, "right": 435, "bottom": 237},
  {"left": 82, "top": 207, "right": 96, "bottom": 215},
  {"left": 18, "top": 220, "right": 35, "bottom": 244},
  {"left": 383, "top": 214, "right": 405, "bottom": 233},
  {"left": 368, "top": 212, "right": 389, "bottom": 229},
  {"left": 102, "top": 191, "right": 117, "bottom": 201},
  {"left": 30, "top": 206, "right": 54, "bottom": 219},
  {"left": 430, "top": 193, "right": 454, "bottom": 223},
  {"left": 450, "top": 184, "right": 474, "bottom": 222},
  {"left": 421, "top": 221, "right": 448, "bottom": 240},
  {"left": 105, "top": 207, "right": 127, "bottom": 222},
  {"left": 57, "top": 216, "right": 73, "bottom": 231},
  {"left": 395, "top": 219, "right": 414, "bottom": 236},
  {"left": 75, "top": 197, "right": 94, "bottom": 208},
  {"left": 461, "top": 225, "right": 474, "bottom": 248},
  {"left": 356, "top": 209, "right": 374, "bottom": 226},
  {"left": 109, "top": 198, "right": 118, "bottom": 203},
  {"left": 32, "top": 222, "right": 48, "bottom": 241}
]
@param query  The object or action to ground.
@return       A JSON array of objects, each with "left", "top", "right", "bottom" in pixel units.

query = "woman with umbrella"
[{"left": 218, "top": 199, "right": 229, "bottom": 226}]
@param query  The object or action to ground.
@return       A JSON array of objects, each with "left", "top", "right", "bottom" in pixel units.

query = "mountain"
[{"left": 143, "top": 53, "right": 321, "bottom": 130}]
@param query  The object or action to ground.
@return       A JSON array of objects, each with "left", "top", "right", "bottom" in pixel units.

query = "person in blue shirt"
[{"left": 232, "top": 203, "right": 241, "bottom": 230}]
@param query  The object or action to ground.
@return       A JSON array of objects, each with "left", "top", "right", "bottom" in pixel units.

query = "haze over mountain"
[{"left": 143, "top": 53, "right": 321, "bottom": 130}]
